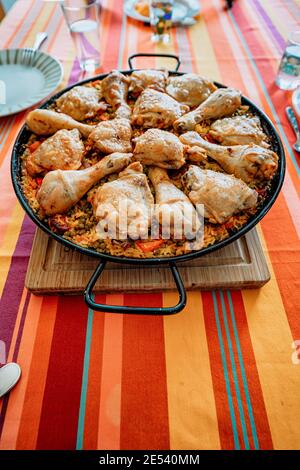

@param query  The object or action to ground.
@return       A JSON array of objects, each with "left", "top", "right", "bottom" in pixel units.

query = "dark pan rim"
[{"left": 11, "top": 70, "right": 286, "bottom": 266}]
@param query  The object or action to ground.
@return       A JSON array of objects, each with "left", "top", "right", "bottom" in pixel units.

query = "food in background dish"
[{"left": 134, "top": 0, "right": 150, "bottom": 17}]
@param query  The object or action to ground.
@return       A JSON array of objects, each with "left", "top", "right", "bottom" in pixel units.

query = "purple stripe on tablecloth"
[
  {"left": 250, "top": 0, "right": 285, "bottom": 51},
  {"left": 0, "top": 215, "right": 35, "bottom": 358},
  {"left": 67, "top": 58, "right": 82, "bottom": 86}
]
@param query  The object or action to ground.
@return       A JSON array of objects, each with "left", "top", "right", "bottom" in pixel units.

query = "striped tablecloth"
[{"left": 0, "top": 0, "right": 299, "bottom": 450}]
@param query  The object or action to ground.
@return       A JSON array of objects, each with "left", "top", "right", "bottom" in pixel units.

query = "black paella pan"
[{"left": 11, "top": 53, "right": 286, "bottom": 315}]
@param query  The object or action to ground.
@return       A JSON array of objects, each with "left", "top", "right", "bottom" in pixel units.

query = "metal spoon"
[
  {"left": 286, "top": 106, "right": 300, "bottom": 153},
  {"left": 22, "top": 32, "right": 48, "bottom": 66},
  {"left": 32, "top": 31, "right": 48, "bottom": 51},
  {"left": 0, "top": 363, "right": 21, "bottom": 398}
]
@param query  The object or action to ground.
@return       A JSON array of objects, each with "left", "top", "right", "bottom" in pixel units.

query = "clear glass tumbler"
[
  {"left": 61, "top": 0, "right": 101, "bottom": 72},
  {"left": 275, "top": 31, "right": 300, "bottom": 90},
  {"left": 149, "top": 0, "right": 174, "bottom": 44}
]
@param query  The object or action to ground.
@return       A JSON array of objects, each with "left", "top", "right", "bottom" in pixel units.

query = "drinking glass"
[
  {"left": 276, "top": 31, "right": 300, "bottom": 90},
  {"left": 61, "top": 0, "right": 101, "bottom": 72},
  {"left": 149, "top": 0, "right": 174, "bottom": 44}
]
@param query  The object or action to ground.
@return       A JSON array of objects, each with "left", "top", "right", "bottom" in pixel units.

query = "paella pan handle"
[
  {"left": 128, "top": 53, "right": 181, "bottom": 71},
  {"left": 84, "top": 260, "right": 186, "bottom": 315}
]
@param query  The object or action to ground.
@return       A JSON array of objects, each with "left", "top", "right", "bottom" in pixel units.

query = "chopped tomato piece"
[
  {"left": 29, "top": 141, "right": 41, "bottom": 153},
  {"left": 36, "top": 177, "right": 43, "bottom": 187},
  {"left": 136, "top": 239, "right": 164, "bottom": 253},
  {"left": 203, "top": 134, "right": 216, "bottom": 143},
  {"left": 99, "top": 114, "right": 109, "bottom": 120},
  {"left": 256, "top": 188, "right": 267, "bottom": 197},
  {"left": 225, "top": 221, "right": 235, "bottom": 230}
]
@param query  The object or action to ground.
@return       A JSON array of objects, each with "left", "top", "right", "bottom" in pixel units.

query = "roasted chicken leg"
[
  {"left": 101, "top": 71, "right": 129, "bottom": 108},
  {"left": 174, "top": 88, "right": 241, "bottom": 132},
  {"left": 148, "top": 166, "right": 202, "bottom": 241},
  {"left": 37, "top": 153, "right": 132, "bottom": 216},
  {"left": 133, "top": 128, "right": 185, "bottom": 169},
  {"left": 182, "top": 166, "right": 258, "bottom": 224},
  {"left": 26, "top": 109, "right": 95, "bottom": 138},
  {"left": 180, "top": 132, "right": 278, "bottom": 183},
  {"left": 91, "top": 162, "right": 154, "bottom": 240}
]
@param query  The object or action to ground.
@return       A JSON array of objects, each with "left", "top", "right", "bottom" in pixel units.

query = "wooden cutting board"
[{"left": 25, "top": 228, "right": 270, "bottom": 294}]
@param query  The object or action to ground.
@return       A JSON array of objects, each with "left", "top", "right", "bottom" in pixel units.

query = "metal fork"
[{"left": 286, "top": 106, "right": 300, "bottom": 153}]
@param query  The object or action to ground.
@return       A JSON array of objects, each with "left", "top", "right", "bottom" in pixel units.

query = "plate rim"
[
  {"left": 124, "top": 0, "right": 200, "bottom": 24},
  {"left": 0, "top": 48, "right": 63, "bottom": 118}
]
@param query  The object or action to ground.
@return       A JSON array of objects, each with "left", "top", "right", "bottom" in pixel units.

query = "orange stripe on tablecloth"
[
  {"left": 2, "top": 0, "right": 35, "bottom": 48},
  {"left": 45, "top": 15, "right": 65, "bottom": 55},
  {"left": 242, "top": 228, "right": 300, "bottom": 449},
  {"left": 202, "top": 291, "right": 237, "bottom": 450},
  {"left": 211, "top": 0, "right": 263, "bottom": 105},
  {"left": 100, "top": 0, "right": 124, "bottom": 71},
  {"left": 0, "top": 113, "right": 24, "bottom": 168},
  {"left": 204, "top": 0, "right": 300, "bottom": 197},
  {"left": 200, "top": 0, "right": 244, "bottom": 88},
  {"left": 16, "top": 296, "right": 58, "bottom": 450},
  {"left": 120, "top": 294, "right": 170, "bottom": 450},
  {"left": 0, "top": 118, "right": 13, "bottom": 146},
  {"left": 83, "top": 297, "right": 105, "bottom": 450},
  {"left": 99, "top": 0, "right": 114, "bottom": 68},
  {"left": 36, "top": 296, "right": 88, "bottom": 450},
  {"left": 231, "top": 1, "right": 300, "bottom": 192},
  {"left": 225, "top": 291, "right": 273, "bottom": 449},
  {"left": 97, "top": 295, "right": 123, "bottom": 450},
  {"left": 18, "top": 1, "right": 57, "bottom": 50},
  {"left": 225, "top": 4, "right": 300, "bottom": 337},
  {"left": 0, "top": 294, "right": 42, "bottom": 450},
  {"left": 188, "top": 10, "right": 221, "bottom": 79},
  {"left": 122, "top": 18, "right": 155, "bottom": 70},
  {"left": 205, "top": 0, "right": 300, "bottom": 232},
  {"left": 260, "top": 196, "right": 300, "bottom": 338},
  {"left": 163, "top": 291, "right": 220, "bottom": 450}
]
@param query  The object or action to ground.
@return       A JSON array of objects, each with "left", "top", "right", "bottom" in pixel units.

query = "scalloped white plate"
[{"left": 0, "top": 48, "right": 63, "bottom": 117}]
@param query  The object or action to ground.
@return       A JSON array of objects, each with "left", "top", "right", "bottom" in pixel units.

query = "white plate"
[
  {"left": 124, "top": 0, "right": 200, "bottom": 24},
  {"left": 0, "top": 48, "right": 63, "bottom": 117}
]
